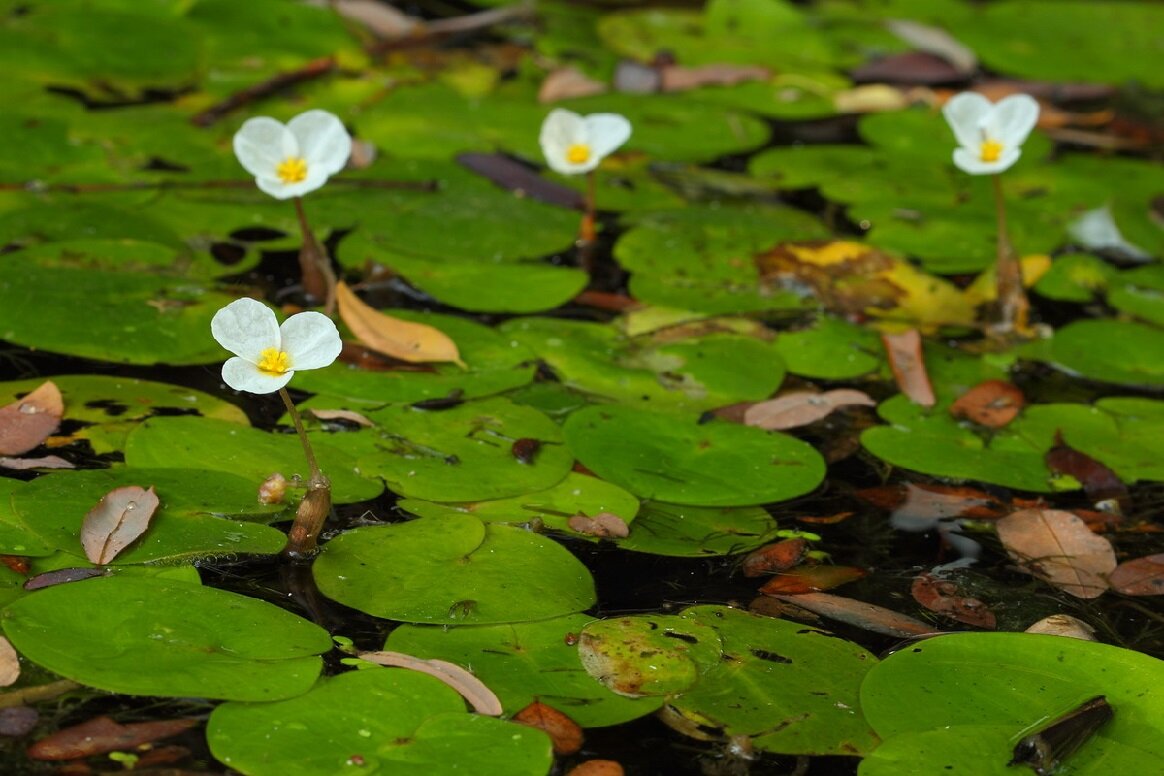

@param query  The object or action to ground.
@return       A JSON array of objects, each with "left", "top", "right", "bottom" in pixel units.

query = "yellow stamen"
[
  {"left": 566, "top": 144, "right": 591, "bottom": 165},
  {"left": 979, "top": 139, "right": 1003, "bottom": 163},
  {"left": 257, "top": 347, "right": 291, "bottom": 375},
  {"left": 276, "top": 157, "right": 308, "bottom": 184}
]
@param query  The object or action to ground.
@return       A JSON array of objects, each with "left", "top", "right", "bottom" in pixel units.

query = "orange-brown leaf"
[
  {"left": 80, "top": 486, "right": 160, "bottom": 565},
  {"left": 0, "top": 381, "right": 63, "bottom": 455},
  {"left": 27, "top": 716, "right": 198, "bottom": 760},
  {"left": 759, "top": 565, "right": 865, "bottom": 594},
  {"left": 513, "top": 701, "right": 583, "bottom": 755},
  {"left": 1109, "top": 554, "right": 1164, "bottom": 596},
  {"left": 741, "top": 538, "right": 807, "bottom": 577},
  {"left": 995, "top": 508, "right": 1116, "bottom": 599},
  {"left": 567, "top": 512, "right": 630, "bottom": 539},
  {"left": 910, "top": 573, "right": 996, "bottom": 629},
  {"left": 336, "top": 281, "right": 464, "bottom": 366},
  {"left": 881, "top": 329, "right": 935, "bottom": 407},
  {"left": 566, "top": 761, "right": 625, "bottom": 776},
  {"left": 743, "top": 389, "right": 874, "bottom": 431},
  {"left": 949, "top": 379, "right": 1024, "bottom": 428},
  {"left": 757, "top": 592, "right": 936, "bottom": 638}
]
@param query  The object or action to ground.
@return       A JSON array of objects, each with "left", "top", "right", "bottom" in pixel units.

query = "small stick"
[{"left": 191, "top": 56, "right": 337, "bottom": 127}]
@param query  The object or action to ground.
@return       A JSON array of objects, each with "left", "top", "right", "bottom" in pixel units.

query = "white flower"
[
  {"left": 539, "top": 108, "right": 632, "bottom": 175},
  {"left": 211, "top": 298, "right": 342, "bottom": 394},
  {"left": 942, "top": 92, "right": 1039, "bottom": 175},
  {"left": 232, "top": 110, "right": 352, "bottom": 199}
]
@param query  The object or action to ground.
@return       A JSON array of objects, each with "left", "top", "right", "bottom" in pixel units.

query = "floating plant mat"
[
  {"left": 1037, "top": 319, "right": 1164, "bottom": 388},
  {"left": 859, "top": 632, "right": 1164, "bottom": 774},
  {"left": 2, "top": 575, "right": 330, "bottom": 701},
  {"left": 314, "top": 513, "right": 596, "bottom": 625},
  {"left": 563, "top": 404, "right": 826, "bottom": 506},
  {"left": 207, "top": 667, "right": 552, "bottom": 776},
  {"left": 10, "top": 468, "right": 287, "bottom": 565},
  {"left": 386, "top": 614, "right": 663, "bottom": 728}
]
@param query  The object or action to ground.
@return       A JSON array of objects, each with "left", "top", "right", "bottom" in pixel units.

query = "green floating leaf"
[
  {"left": 386, "top": 614, "right": 662, "bottom": 728},
  {"left": 1107, "top": 264, "right": 1164, "bottom": 327},
  {"left": 0, "top": 201, "right": 182, "bottom": 250},
  {"left": 314, "top": 514, "right": 596, "bottom": 625},
  {"left": 774, "top": 316, "right": 882, "bottom": 380},
  {"left": 579, "top": 614, "right": 723, "bottom": 697},
  {"left": 0, "top": 374, "right": 248, "bottom": 454},
  {"left": 399, "top": 471, "right": 641, "bottom": 536},
  {"left": 0, "top": 260, "right": 235, "bottom": 366},
  {"left": 1047, "top": 320, "right": 1164, "bottom": 388},
  {"left": 0, "top": 478, "right": 53, "bottom": 557},
  {"left": 124, "top": 416, "right": 384, "bottom": 505},
  {"left": 1054, "top": 398, "right": 1164, "bottom": 484},
  {"left": 500, "top": 317, "right": 787, "bottom": 412},
  {"left": 351, "top": 397, "right": 573, "bottom": 502},
  {"left": 672, "top": 605, "right": 879, "bottom": 756},
  {"left": 1033, "top": 254, "right": 1114, "bottom": 303},
  {"left": 11, "top": 468, "right": 287, "bottom": 565},
  {"left": 563, "top": 405, "right": 825, "bottom": 507},
  {"left": 615, "top": 501, "right": 779, "bottom": 557},
  {"left": 208, "top": 668, "right": 552, "bottom": 776},
  {"left": 614, "top": 205, "right": 826, "bottom": 314},
  {"left": 860, "top": 632, "right": 1164, "bottom": 774},
  {"left": 2, "top": 575, "right": 329, "bottom": 700}
]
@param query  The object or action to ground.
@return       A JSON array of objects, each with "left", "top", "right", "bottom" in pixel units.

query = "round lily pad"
[
  {"left": 670, "top": 605, "right": 879, "bottom": 756},
  {"left": 616, "top": 501, "right": 780, "bottom": 557},
  {"left": 0, "top": 478, "right": 53, "bottom": 557},
  {"left": 386, "top": 614, "right": 663, "bottom": 728},
  {"left": 860, "top": 632, "right": 1164, "bottom": 773},
  {"left": 2, "top": 575, "right": 330, "bottom": 700},
  {"left": 774, "top": 316, "right": 882, "bottom": 380},
  {"left": 11, "top": 468, "right": 288, "bottom": 565},
  {"left": 1047, "top": 319, "right": 1164, "bottom": 388},
  {"left": 563, "top": 405, "right": 826, "bottom": 506},
  {"left": 314, "top": 514, "right": 596, "bottom": 624},
  {"left": 124, "top": 416, "right": 384, "bottom": 504},
  {"left": 1107, "top": 264, "right": 1164, "bottom": 327},
  {"left": 578, "top": 614, "right": 723, "bottom": 698},
  {"left": 207, "top": 667, "right": 552, "bottom": 776},
  {"left": 354, "top": 397, "right": 573, "bottom": 502}
]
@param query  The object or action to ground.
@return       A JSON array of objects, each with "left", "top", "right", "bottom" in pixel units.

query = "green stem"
[
  {"left": 990, "top": 173, "right": 1028, "bottom": 335},
  {"left": 279, "top": 387, "right": 321, "bottom": 482},
  {"left": 292, "top": 196, "right": 337, "bottom": 316}
]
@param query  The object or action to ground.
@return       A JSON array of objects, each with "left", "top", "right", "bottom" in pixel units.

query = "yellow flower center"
[
  {"left": 276, "top": 157, "right": 308, "bottom": 184},
  {"left": 257, "top": 347, "right": 291, "bottom": 375},
  {"left": 979, "top": 139, "right": 1003, "bottom": 163},
  {"left": 565, "top": 144, "right": 591, "bottom": 165}
]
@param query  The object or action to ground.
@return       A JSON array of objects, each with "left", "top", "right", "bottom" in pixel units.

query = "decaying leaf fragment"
[
  {"left": 0, "top": 381, "right": 63, "bottom": 456},
  {"left": 27, "top": 715, "right": 198, "bottom": 761},
  {"left": 358, "top": 650, "right": 502, "bottom": 716},
  {"left": 336, "top": 281, "right": 465, "bottom": 367},
  {"left": 80, "top": 486, "right": 160, "bottom": 565},
  {"left": 758, "top": 591, "right": 936, "bottom": 638},
  {"left": 949, "top": 379, "right": 1025, "bottom": 428},
  {"left": 910, "top": 573, "right": 996, "bottom": 629},
  {"left": 1108, "top": 554, "right": 1164, "bottom": 596},
  {"left": 567, "top": 512, "right": 630, "bottom": 539},
  {"left": 995, "top": 509, "right": 1116, "bottom": 599},
  {"left": 743, "top": 389, "right": 874, "bottom": 430},
  {"left": 513, "top": 701, "right": 584, "bottom": 754},
  {"left": 1024, "top": 614, "right": 1096, "bottom": 641},
  {"left": 881, "top": 329, "right": 935, "bottom": 407},
  {"left": 0, "top": 636, "right": 19, "bottom": 687}
]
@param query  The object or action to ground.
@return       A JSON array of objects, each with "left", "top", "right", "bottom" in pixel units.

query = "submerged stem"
[
  {"left": 292, "top": 196, "right": 338, "bottom": 316},
  {"left": 579, "top": 169, "right": 597, "bottom": 244},
  {"left": 989, "top": 174, "right": 1030, "bottom": 337},
  {"left": 279, "top": 388, "right": 332, "bottom": 558}
]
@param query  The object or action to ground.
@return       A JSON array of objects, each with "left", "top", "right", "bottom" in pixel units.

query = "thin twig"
[{"left": 191, "top": 56, "right": 337, "bottom": 127}]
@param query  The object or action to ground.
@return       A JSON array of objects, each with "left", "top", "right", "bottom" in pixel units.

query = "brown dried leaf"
[
  {"left": 659, "top": 63, "right": 770, "bottom": 92},
  {"left": 566, "top": 761, "right": 625, "bottom": 776},
  {"left": 881, "top": 329, "right": 935, "bottom": 407},
  {"left": 0, "top": 707, "right": 38, "bottom": 737},
  {"left": 1024, "top": 614, "right": 1096, "bottom": 641},
  {"left": 885, "top": 19, "right": 978, "bottom": 74},
  {"left": 24, "top": 568, "right": 105, "bottom": 591},
  {"left": 336, "top": 281, "right": 464, "bottom": 366},
  {"left": 849, "top": 52, "right": 965, "bottom": 86},
  {"left": 0, "top": 455, "right": 74, "bottom": 470},
  {"left": 832, "top": 83, "right": 911, "bottom": 112},
  {"left": 458, "top": 151, "right": 584, "bottom": 209},
  {"left": 741, "top": 538, "right": 807, "bottom": 578},
  {"left": 513, "top": 701, "right": 583, "bottom": 755},
  {"left": 358, "top": 650, "right": 502, "bottom": 716},
  {"left": 0, "top": 381, "right": 63, "bottom": 455},
  {"left": 1046, "top": 433, "right": 1128, "bottom": 508},
  {"left": 0, "top": 636, "right": 19, "bottom": 687},
  {"left": 758, "top": 565, "right": 866, "bottom": 594},
  {"left": 539, "top": 66, "right": 608, "bottom": 103},
  {"left": 308, "top": 409, "right": 375, "bottom": 428},
  {"left": 257, "top": 473, "right": 288, "bottom": 505},
  {"left": 743, "top": 389, "right": 874, "bottom": 431},
  {"left": 567, "top": 512, "right": 630, "bottom": 539},
  {"left": 327, "top": 0, "right": 419, "bottom": 39},
  {"left": 759, "top": 592, "right": 936, "bottom": 638},
  {"left": 886, "top": 482, "right": 1010, "bottom": 531},
  {"left": 1108, "top": 554, "right": 1164, "bottom": 596},
  {"left": 80, "top": 486, "right": 160, "bottom": 565},
  {"left": 949, "top": 379, "right": 1025, "bottom": 428},
  {"left": 995, "top": 508, "right": 1116, "bottom": 599},
  {"left": 27, "top": 715, "right": 199, "bottom": 760},
  {"left": 910, "top": 573, "right": 996, "bottom": 629}
]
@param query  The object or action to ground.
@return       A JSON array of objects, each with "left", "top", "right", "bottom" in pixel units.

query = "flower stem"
[
  {"left": 578, "top": 170, "right": 597, "bottom": 244},
  {"left": 292, "top": 197, "right": 338, "bottom": 317},
  {"left": 989, "top": 174, "right": 1030, "bottom": 337},
  {"left": 278, "top": 387, "right": 332, "bottom": 558}
]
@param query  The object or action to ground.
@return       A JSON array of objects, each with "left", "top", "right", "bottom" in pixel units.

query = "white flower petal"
[
  {"left": 990, "top": 94, "right": 1040, "bottom": 149},
  {"left": 288, "top": 110, "right": 352, "bottom": 177},
  {"left": 952, "top": 146, "right": 1020, "bottom": 175},
  {"left": 582, "top": 113, "right": 631, "bottom": 163},
  {"left": 222, "top": 357, "right": 294, "bottom": 394},
  {"left": 211, "top": 297, "right": 281, "bottom": 362},
  {"left": 942, "top": 92, "right": 993, "bottom": 151},
  {"left": 233, "top": 117, "right": 291, "bottom": 179},
  {"left": 279, "top": 311, "right": 342, "bottom": 371},
  {"left": 539, "top": 109, "right": 586, "bottom": 175},
  {"left": 254, "top": 167, "right": 330, "bottom": 200}
]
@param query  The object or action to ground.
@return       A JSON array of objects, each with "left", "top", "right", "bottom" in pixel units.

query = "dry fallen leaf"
[
  {"left": 659, "top": 63, "right": 770, "bottom": 92},
  {"left": 27, "top": 715, "right": 198, "bottom": 761},
  {"left": 80, "top": 485, "right": 160, "bottom": 565},
  {"left": 759, "top": 565, "right": 866, "bottom": 594},
  {"left": 910, "top": 572, "right": 996, "bottom": 629},
  {"left": 741, "top": 538, "right": 807, "bottom": 577},
  {"left": 0, "top": 636, "right": 20, "bottom": 687},
  {"left": 567, "top": 512, "right": 630, "bottom": 539},
  {"left": 566, "top": 761, "right": 625, "bottom": 776},
  {"left": 949, "top": 379, "right": 1025, "bottom": 428},
  {"left": 881, "top": 329, "right": 935, "bottom": 407},
  {"left": 337, "top": 281, "right": 465, "bottom": 367},
  {"left": 995, "top": 508, "right": 1116, "bottom": 599},
  {"left": 0, "top": 455, "right": 74, "bottom": 470},
  {"left": 513, "top": 701, "right": 584, "bottom": 755},
  {"left": 885, "top": 19, "right": 978, "bottom": 74},
  {"left": 308, "top": 408, "right": 375, "bottom": 428},
  {"left": 743, "top": 389, "right": 874, "bottom": 431},
  {"left": 757, "top": 591, "right": 937, "bottom": 638},
  {"left": 0, "top": 381, "right": 63, "bottom": 456},
  {"left": 1024, "top": 614, "right": 1097, "bottom": 641},
  {"left": 1108, "top": 554, "right": 1164, "bottom": 596},
  {"left": 1045, "top": 433, "right": 1128, "bottom": 509},
  {"left": 358, "top": 650, "right": 502, "bottom": 716},
  {"left": 539, "top": 66, "right": 608, "bottom": 103}
]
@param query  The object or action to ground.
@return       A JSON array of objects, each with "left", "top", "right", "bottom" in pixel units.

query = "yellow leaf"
[{"left": 336, "top": 282, "right": 465, "bottom": 367}]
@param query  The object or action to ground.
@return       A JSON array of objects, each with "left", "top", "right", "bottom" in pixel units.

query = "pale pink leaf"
[
  {"left": 1108, "top": 554, "right": 1164, "bottom": 596},
  {"left": 996, "top": 508, "right": 1116, "bottom": 599},
  {"left": 1024, "top": 614, "right": 1096, "bottom": 641},
  {"left": 0, "top": 381, "right": 63, "bottom": 455},
  {"left": 80, "top": 486, "right": 160, "bottom": 565},
  {"left": 358, "top": 650, "right": 503, "bottom": 716},
  {"left": 0, "top": 636, "right": 19, "bottom": 687},
  {"left": 881, "top": 329, "right": 935, "bottom": 407},
  {"left": 309, "top": 409, "right": 375, "bottom": 428},
  {"left": 743, "top": 389, "right": 875, "bottom": 430},
  {"left": 539, "top": 67, "right": 608, "bottom": 103},
  {"left": 0, "top": 455, "right": 74, "bottom": 470},
  {"left": 567, "top": 512, "right": 630, "bottom": 539}
]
